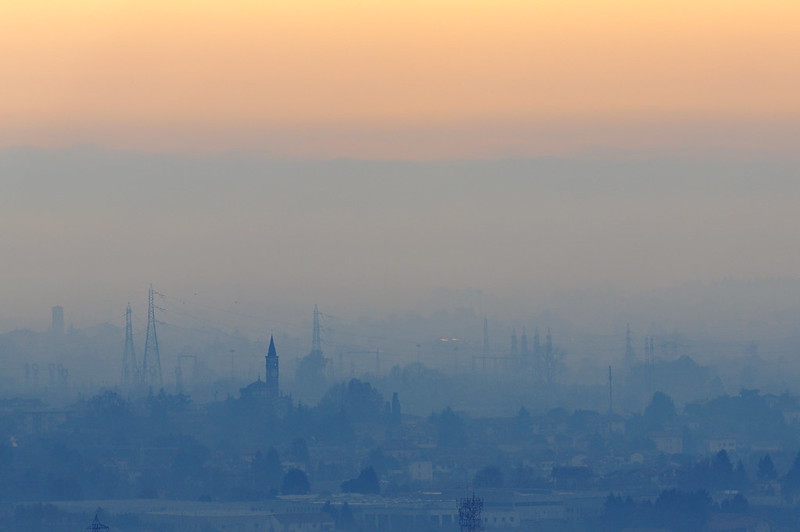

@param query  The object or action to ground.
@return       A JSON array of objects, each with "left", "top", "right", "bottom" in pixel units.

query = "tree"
[
  {"left": 734, "top": 460, "right": 749, "bottom": 489},
  {"left": 341, "top": 467, "right": 380, "bottom": 494},
  {"left": 172, "top": 438, "right": 209, "bottom": 481},
  {"left": 602, "top": 494, "right": 637, "bottom": 531},
  {"left": 644, "top": 392, "right": 677, "bottom": 429},
  {"left": 430, "top": 407, "right": 467, "bottom": 448},
  {"left": 86, "top": 390, "right": 133, "bottom": 437},
  {"left": 782, "top": 451, "right": 800, "bottom": 498},
  {"left": 338, "top": 502, "right": 355, "bottom": 530},
  {"left": 364, "top": 447, "right": 398, "bottom": 476},
  {"left": 652, "top": 489, "right": 712, "bottom": 532},
  {"left": 758, "top": 454, "right": 777, "bottom": 480},
  {"left": 710, "top": 450, "right": 734, "bottom": 489},
  {"left": 290, "top": 438, "right": 309, "bottom": 463},
  {"left": 282, "top": 468, "right": 310, "bottom": 495},
  {"left": 253, "top": 447, "right": 283, "bottom": 492},
  {"left": 721, "top": 493, "right": 748, "bottom": 513}
]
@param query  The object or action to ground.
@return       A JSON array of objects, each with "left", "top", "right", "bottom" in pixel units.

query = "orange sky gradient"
[{"left": 3, "top": 0, "right": 799, "bottom": 158}]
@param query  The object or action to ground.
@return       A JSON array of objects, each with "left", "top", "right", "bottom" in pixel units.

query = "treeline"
[{"left": 601, "top": 489, "right": 747, "bottom": 532}]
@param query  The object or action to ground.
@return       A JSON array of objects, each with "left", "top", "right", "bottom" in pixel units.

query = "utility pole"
[{"left": 142, "top": 285, "right": 163, "bottom": 391}]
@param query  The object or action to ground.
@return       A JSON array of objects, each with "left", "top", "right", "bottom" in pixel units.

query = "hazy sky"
[
  {"left": 2, "top": 150, "right": 799, "bottom": 332},
  {"left": 3, "top": 1, "right": 799, "bottom": 158},
  {"left": 2, "top": 2, "right": 799, "bottom": 333}
]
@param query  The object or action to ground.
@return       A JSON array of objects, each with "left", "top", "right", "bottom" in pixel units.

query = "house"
[
  {"left": 409, "top": 461, "right": 433, "bottom": 482},
  {"left": 650, "top": 432, "right": 683, "bottom": 455}
]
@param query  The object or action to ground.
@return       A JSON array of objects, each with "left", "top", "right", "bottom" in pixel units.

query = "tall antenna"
[
  {"left": 311, "top": 304, "right": 323, "bottom": 356},
  {"left": 122, "top": 303, "right": 138, "bottom": 389},
  {"left": 142, "top": 285, "right": 163, "bottom": 391}
]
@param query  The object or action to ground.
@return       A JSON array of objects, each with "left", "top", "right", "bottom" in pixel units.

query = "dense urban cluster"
[
  {"left": 3, "top": 306, "right": 800, "bottom": 532},
  {"left": 5, "top": 359, "right": 800, "bottom": 531}
]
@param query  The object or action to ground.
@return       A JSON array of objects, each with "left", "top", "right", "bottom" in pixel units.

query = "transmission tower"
[
  {"left": 121, "top": 303, "right": 138, "bottom": 389},
  {"left": 87, "top": 513, "right": 109, "bottom": 532},
  {"left": 624, "top": 323, "right": 635, "bottom": 365},
  {"left": 142, "top": 285, "right": 163, "bottom": 391},
  {"left": 458, "top": 494, "right": 483, "bottom": 532},
  {"left": 311, "top": 304, "right": 323, "bottom": 356},
  {"left": 520, "top": 327, "right": 528, "bottom": 357}
]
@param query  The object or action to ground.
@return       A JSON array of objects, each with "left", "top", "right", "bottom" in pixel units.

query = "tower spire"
[
  {"left": 142, "top": 285, "right": 163, "bottom": 391},
  {"left": 265, "top": 335, "right": 280, "bottom": 399}
]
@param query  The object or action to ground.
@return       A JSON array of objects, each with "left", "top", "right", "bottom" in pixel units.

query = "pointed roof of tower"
[{"left": 267, "top": 335, "right": 277, "bottom": 358}]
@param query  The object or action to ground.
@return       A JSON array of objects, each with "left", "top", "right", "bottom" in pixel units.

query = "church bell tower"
[{"left": 265, "top": 335, "right": 279, "bottom": 399}]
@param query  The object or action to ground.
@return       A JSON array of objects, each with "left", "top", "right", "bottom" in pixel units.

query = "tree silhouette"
[
  {"left": 782, "top": 451, "right": 800, "bottom": 499},
  {"left": 757, "top": 454, "right": 777, "bottom": 480},
  {"left": 281, "top": 468, "right": 310, "bottom": 495},
  {"left": 341, "top": 467, "right": 380, "bottom": 494}
]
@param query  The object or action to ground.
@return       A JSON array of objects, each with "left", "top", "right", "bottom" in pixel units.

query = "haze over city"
[{"left": 2, "top": 1, "right": 800, "bottom": 531}]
